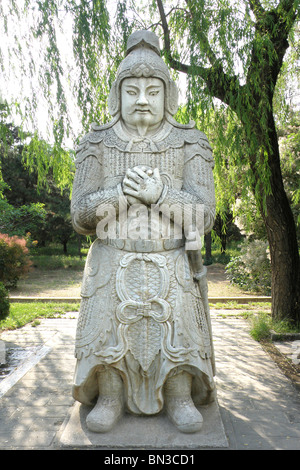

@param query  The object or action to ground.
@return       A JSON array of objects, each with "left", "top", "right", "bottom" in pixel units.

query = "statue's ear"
[
  {"left": 167, "top": 80, "right": 179, "bottom": 116},
  {"left": 108, "top": 81, "right": 119, "bottom": 117}
]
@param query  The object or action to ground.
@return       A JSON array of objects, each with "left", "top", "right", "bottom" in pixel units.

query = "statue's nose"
[{"left": 136, "top": 92, "right": 148, "bottom": 105}]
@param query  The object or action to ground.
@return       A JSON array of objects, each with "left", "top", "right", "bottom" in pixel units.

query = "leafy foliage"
[
  {"left": 0, "top": 233, "right": 32, "bottom": 288},
  {"left": 0, "top": 102, "right": 75, "bottom": 193},
  {"left": 226, "top": 239, "right": 271, "bottom": 295},
  {"left": 0, "top": 198, "right": 47, "bottom": 241},
  {"left": 0, "top": 103, "right": 76, "bottom": 252},
  {"left": 0, "top": 282, "right": 10, "bottom": 322},
  {"left": 279, "top": 118, "right": 300, "bottom": 235}
]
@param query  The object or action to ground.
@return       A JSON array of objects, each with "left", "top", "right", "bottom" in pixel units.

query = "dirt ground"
[
  {"left": 10, "top": 268, "right": 83, "bottom": 298},
  {"left": 10, "top": 262, "right": 259, "bottom": 299},
  {"left": 206, "top": 263, "right": 258, "bottom": 298}
]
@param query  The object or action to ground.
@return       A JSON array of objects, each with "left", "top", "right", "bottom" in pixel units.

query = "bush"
[
  {"left": 225, "top": 239, "right": 271, "bottom": 295},
  {"left": 0, "top": 282, "right": 10, "bottom": 321},
  {"left": 0, "top": 233, "right": 32, "bottom": 288}
]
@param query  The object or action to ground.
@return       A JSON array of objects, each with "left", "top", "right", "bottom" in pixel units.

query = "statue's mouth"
[
  {"left": 135, "top": 108, "right": 157, "bottom": 115},
  {"left": 127, "top": 108, "right": 157, "bottom": 116}
]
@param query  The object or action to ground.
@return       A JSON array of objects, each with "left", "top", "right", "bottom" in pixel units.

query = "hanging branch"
[
  {"left": 184, "top": 0, "right": 218, "bottom": 66},
  {"left": 155, "top": 0, "right": 243, "bottom": 109},
  {"left": 156, "top": 0, "right": 199, "bottom": 74}
]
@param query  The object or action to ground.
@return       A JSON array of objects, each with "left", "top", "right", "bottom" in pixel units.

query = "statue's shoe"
[
  {"left": 165, "top": 396, "right": 203, "bottom": 433},
  {"left": 86, "top": 395, "right": 123, "bottom": 433}
]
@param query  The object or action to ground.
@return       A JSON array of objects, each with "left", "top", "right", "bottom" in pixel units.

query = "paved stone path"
[{"left": 0, "top": 310, "right": 299, "bottom": 450}]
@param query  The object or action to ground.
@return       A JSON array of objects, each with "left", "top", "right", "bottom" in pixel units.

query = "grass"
[
  {"left": 210, "top": 301, "right": 272, "bottom": 310},
  {"left": 211, "top": 302, "right": 300, "bottom": 342},
  {"left": 30, "top": 242, "right": 90, "bottom": 258},
  {"left": 249, "top": 311, "right": 300, "bottom": 342},
  {"left": 29, "top": 242, "right": 89, "bottom": 270},
  {"left": 1, "top": 243, "right": 84, "bottom": 330},
  {"left": 202, "top": 240, "right": 241, "bottom": 266},
  {"left": 0, "top": 302, "right": 80, "bottom": 331},
  {"left": 30, "top": 254, "right": 86, "bottom": 270}
]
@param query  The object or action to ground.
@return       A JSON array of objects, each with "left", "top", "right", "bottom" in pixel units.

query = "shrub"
[
  {"left": 225, "top": 239, "right": 271, "bottom": 295},
  {"left": 0, "top": 233, "right": 32, "bottom": 288},
  {"left": 0, "top": 282, "right": 10, "bottom": 321}
]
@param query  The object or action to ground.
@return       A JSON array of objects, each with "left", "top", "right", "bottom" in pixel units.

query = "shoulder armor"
[
  {"left": 75, "top": 127, "right": 107, "bottom": 166},
  {"left": 171, "top": 126, "right": 213, "bottom": 164}
]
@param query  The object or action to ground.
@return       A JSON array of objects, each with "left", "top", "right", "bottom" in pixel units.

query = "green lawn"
[{"left": 0, "top": 302, "right": 80, "bottom": 331}]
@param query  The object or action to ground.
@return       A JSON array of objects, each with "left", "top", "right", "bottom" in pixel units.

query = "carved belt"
[
  {"left": 102, "top": 237, "right": 184, "bottom": 252},
  {"left": 116, "top": 298, "right": 170, "bottom": 324}
]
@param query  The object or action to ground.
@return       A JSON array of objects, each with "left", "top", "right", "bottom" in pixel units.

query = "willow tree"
[
  {"left": 0, "top": 0, "right": 299, "bottom": 322},
  {"left": 153, "top": 0, "right": 299, "bottom": 322}
]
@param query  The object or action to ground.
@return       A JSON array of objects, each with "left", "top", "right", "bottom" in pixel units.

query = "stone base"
[{"left": 57, "top": 400, "right": 228, "bottom": 449}]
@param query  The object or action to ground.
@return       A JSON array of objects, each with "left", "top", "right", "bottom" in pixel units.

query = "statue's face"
[{"left": 121, "top": 77, "right": 164, "bottom": 134}]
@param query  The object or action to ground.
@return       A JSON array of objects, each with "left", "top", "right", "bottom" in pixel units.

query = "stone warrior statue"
[{"left": 71, "top": 30, "right": 216, "bottom": 434}]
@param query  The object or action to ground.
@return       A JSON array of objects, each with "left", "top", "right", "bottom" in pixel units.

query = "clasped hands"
[{"left": 122, "top": 166, "right": 164, "bottom": 206}]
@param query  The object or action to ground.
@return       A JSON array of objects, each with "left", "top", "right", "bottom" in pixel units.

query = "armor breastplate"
[
  {"left": 102, "top": 144, "right": 184, "bottom": 191},
  {"left": 99, "top": 131, "right": 186, "bottom": 249}
]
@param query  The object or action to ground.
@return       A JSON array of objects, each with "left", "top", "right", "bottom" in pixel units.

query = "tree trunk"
[
  {"left": 204, "top": 232, "right": 212, "bottom": 265},
  {"left": 77, "top": 234, "right": 82, "bottom": 259},
  {"left": 255, "top": 114, "right": 300, "bottom": 323},
  {"left": 264, "top": 194, "right": 300, "bottom": 323}
]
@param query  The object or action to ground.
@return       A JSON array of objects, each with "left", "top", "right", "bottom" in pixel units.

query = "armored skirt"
[{"left": 72, "top": 238, "right": 215, "bottom": 415}]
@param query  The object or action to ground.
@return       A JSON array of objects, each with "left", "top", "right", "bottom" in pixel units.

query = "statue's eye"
[
  {"left": 149, "top": 90, "right": 159, "bottom": 96},
  {"left": 127, "top": 90, "right": 136, "bottom": 96}
]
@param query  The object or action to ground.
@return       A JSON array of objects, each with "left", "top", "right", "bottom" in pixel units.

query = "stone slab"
[{"left": 58, "top": 400, "right": 228, "bottom": 449}]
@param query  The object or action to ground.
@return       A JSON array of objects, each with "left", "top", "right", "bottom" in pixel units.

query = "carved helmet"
[{"left": 108, "top": 30, "right": 179, "bottom": 117}]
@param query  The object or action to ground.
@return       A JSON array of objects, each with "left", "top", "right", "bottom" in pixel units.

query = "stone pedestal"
[{"left": 58, "top": 400, "right": 228, "bottom": 449}]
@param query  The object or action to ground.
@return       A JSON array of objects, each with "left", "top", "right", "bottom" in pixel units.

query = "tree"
[
  {"left": 0, "top": 103, "right": 75, "bottom": 251},
  {"left": 0, "top": 0, "right": 299, "bottom": 322},
  {"left": 156, "top": 0, "right": 299, "bottom": 323}
]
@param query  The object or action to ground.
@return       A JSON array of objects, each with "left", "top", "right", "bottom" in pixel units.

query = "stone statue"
[{"left": 71, "top": 30, "right": 216, "bottom": 434}]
